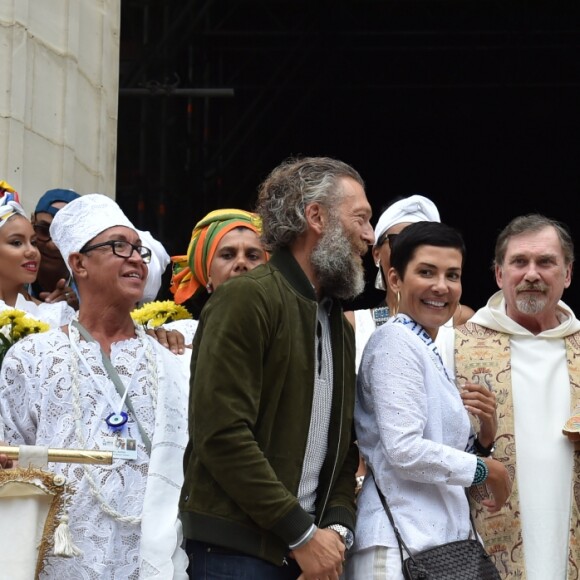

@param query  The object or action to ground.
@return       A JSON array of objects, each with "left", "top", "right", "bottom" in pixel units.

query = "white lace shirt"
[{"left": 0, "top": 327, "right": 189, "bottom": 579}]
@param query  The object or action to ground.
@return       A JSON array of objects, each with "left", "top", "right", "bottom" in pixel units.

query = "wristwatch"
[
  {"left": 327, "top": 524, "right": 354, "bottom": 550},
  {"left": 474, "top": 437, "right": 495, "bottom": 457}
]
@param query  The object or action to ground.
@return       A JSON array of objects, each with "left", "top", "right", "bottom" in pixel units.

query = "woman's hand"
[
  {"left": 460, "top": 382, "right": 497, "bottom": 447},
  {"left": 480, "top": 457, "right": 512, "bottom": 513}
]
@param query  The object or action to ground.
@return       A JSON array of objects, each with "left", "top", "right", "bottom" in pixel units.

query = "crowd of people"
[{"left": 0, "top": 157, "right": 578, "bottom": 579}]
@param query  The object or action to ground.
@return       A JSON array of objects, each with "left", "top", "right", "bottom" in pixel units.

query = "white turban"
[
  {"left": 374, "top": 194, "right": 440, "bottom": 244},
  {"left": 0, "top": 199, "right": 26, "bottom": 229},
  {"left": 50, "top": 193, "right": 136, "bottom": 271},
  {"left": 138, "top": 230, "right": 170, "bottom": 303}
]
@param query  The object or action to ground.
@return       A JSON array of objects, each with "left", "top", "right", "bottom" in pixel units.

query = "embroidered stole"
[{"left": 455, "top": 322, "right": 580, "bottom": 580}]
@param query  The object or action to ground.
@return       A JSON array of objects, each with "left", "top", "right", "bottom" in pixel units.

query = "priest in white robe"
[{"left": 453, "top": 213, "right": 580, "bottom": 580}]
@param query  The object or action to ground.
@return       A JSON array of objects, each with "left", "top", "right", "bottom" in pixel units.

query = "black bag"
[
  {"left": 402, "top": 537, "right": 500, "bottom": 580},
  {"left": 368, "top": 468, "right": 500, "bottom": 580}
]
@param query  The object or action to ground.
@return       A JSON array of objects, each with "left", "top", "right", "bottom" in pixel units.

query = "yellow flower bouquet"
[
  {"left": 130, "top": 300, "right": 192, "bottom": 329},
  {"left": 0, "top": 309, "right": 50, "bottom": 366}
]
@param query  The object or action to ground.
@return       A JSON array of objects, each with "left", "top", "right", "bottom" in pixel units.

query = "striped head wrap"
[
  {"left": 0, "top": 181, "right": 19, "bottom": 204},
  {"left": 170, "top": 208, "right": 263, "bottom": 304},
  {"left": 0, "top": 190, "right": 26, "bottom": 229}
]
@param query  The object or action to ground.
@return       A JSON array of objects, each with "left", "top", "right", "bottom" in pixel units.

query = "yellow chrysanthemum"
[
  {"left": 0, "top": 309, "right": 25, "bottom": 327},
  {"left": 131, "top": 300, "right": 192, "bottom": 328},
  {"left": 13, "top": 318, "right": 50, "bottom": 337},
  {"left": 0, "top": 309, "right": 50, "bottom": 366}
]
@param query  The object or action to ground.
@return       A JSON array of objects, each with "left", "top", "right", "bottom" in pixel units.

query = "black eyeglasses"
[
  {"left": 33, "top": 223, "right": 52, "bottom": 242},
  {"left": 79, "top": 240, "right": 152, "bottom": 264},
  {"left": 377, "top": 233, "right": 399, "bottom": 249}
]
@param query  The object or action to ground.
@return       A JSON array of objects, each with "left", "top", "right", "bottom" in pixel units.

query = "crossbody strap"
[
  {"left": 367, "top": 465, "right": 413, "bottom": 566},
  {"left": 72, "top": 320, "right": 152, "bottom": 455},
  {"left": 367, "top": 466, "right": 477, "bottom": 570}
]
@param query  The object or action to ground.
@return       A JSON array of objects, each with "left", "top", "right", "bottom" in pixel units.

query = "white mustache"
[{"left": 515, "top": 283, "right": 548, "bottom": 293}]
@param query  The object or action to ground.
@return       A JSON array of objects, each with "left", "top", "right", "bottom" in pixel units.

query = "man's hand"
[
  {"left": 146, "top": 327, "right": 186, "bottom": 354},
  {"left": 291, "top": 527, "right": 345, "bottom": 580},
  {"left": 460, "top": 382, "right": 497, "bottom": 447},
  {"left": 0, "top": 442, "right": 13, "bottom": 469},
  {"left": 40, "top": 278, "right": 79, "bottom": 310}
]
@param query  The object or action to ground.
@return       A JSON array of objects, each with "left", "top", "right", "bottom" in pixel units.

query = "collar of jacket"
[{"left": 269, "top": 247, "right": 318, "bottom": 301}]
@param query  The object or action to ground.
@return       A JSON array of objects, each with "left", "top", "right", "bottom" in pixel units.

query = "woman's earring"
[
  {"left": 393, "top": 291, "right": 401, "bottom": 316},
  {"left": 374, "top": 261, "right": 386, "bottom": 291},
  {"left": 206, "top": 282, "right": 213, "bottom": 294}
]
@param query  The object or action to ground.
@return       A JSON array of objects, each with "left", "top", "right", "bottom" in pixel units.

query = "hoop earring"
[
  {"left": 393, "top": 291, "right": 401, "bottom": 316},
  {"left": 374, "top": 261, "right": 386, "bottom": 291}
]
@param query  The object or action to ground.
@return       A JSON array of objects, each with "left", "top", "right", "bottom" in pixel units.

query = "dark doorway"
[{"left": 117, "top": 0, "right": 580, "bottom": 312}]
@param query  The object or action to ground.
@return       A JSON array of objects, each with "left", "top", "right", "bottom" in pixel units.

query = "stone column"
[{"left": 0, "top": 0, "right": 120, "bottom": 213}]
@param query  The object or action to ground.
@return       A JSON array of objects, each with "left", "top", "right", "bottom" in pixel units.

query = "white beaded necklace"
[{"left": 69, "top": 319, "right": 158, "bottom": 524}]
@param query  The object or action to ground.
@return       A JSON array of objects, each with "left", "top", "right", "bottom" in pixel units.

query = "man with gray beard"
[
  {"left": 452, "top": 214, "right": 580, "bottom": 579},
  {"left": 180, "top": 156, "right": 374, "bottom": 580}
]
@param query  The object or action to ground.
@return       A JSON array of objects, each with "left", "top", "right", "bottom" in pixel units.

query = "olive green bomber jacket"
[{"left": 179, "top": 247, "right": 359, "bottom": 565}]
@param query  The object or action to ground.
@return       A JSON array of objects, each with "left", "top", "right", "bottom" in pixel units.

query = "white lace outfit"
[
  {"left": 0, "top": 294, "right": 75, "bottom": 329},
  {"left": 0, "top": 325, "right": 189, "bottom": 579}
]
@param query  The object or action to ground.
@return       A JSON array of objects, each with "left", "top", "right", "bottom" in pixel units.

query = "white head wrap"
[
  {"left": 138, "top": 230, "right": 170, "bottom": 303},
  {"left": 50, "top": 193, "right": 136, "bottom": 271},
  {"left": 0, "top": 199, "right": 26, "bottom": 229},
  {"left": 374, "top": 194, "right": 440, "bottom": 244}
]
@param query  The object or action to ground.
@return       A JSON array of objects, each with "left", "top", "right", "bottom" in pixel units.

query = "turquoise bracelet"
[{"left": 472, "top": 457, "right": 489, "bottom": 485}]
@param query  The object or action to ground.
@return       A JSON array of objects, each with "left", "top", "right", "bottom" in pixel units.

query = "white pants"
[{"left": 344, "top": 546, "right": 404, "bottom": 580}]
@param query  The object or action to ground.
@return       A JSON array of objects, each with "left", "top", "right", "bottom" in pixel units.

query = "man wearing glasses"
[{"left": 0, "top": 194, "right": 189, "bottom": 578}]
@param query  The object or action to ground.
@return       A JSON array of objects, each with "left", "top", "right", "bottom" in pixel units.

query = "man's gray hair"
[
  {"left": 494, "top": 213, "right": 575, "bottom": 268},
  {"left": 255, "top": 156, "right": 364, "bottom": 251}
]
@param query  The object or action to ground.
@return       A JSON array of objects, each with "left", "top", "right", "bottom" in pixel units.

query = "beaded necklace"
[{"left": 69, "top": 319, "right": 158, "bottom": 524}]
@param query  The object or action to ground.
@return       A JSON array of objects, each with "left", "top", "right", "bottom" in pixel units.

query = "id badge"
[{"left": 101, "top": 435, "right": 138, "bottom": 461}]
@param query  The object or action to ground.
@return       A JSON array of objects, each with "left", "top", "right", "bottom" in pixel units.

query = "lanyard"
[{"left": 70, "top": 320, "right": 152, "bottom": 454}]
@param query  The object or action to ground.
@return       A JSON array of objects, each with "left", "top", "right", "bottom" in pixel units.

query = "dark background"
[{"left": 117, "top": 0, "right": 580, "bottom": 313}]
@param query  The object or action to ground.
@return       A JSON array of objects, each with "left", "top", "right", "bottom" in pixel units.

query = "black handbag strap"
[
  {"left": 367, "top": 465, "right": 414, "bottom": 567},
  {"left": 367, "top": 465, "right": 478, "bottom": 569}
]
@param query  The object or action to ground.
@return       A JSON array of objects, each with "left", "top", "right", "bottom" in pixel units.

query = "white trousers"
[{"left": 344, "top": 546, "right": 404, "bottom": 580}]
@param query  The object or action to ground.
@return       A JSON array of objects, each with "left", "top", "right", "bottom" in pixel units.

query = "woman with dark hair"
[
  {"left": 346, "top": 221, "right": 511, "bottom": 579},
  {"left": 0, "top": 195, "right": 75, "bottom": 328}
]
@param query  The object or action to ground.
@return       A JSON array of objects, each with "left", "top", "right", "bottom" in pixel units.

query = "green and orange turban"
[{"left": 170, "top": 208, "right": 264, "bottom": 304}]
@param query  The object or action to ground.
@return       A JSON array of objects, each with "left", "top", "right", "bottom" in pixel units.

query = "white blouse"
[{"left": 353, "top": 318, "right": 477, "bottom": 555}]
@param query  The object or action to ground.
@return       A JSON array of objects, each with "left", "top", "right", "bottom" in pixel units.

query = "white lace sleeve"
[{"left": 0, "top": 334, "right": 49, "bottom": 445}]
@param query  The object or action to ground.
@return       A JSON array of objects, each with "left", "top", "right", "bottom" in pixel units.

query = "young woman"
[
  {"left": 346, "top": 194, "right": 475, "bottom": 371},
  {"left": 0, "top": 198, "right": 75, "bottom": 328},
  {"left": 347, "top": 221, "right": 511, "bottom": 579}
]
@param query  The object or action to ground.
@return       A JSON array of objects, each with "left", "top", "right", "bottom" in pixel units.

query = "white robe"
[
  {"left": 458, "top": 290, "right": 580, "bottom": 580},
  {"left": 0, "top": 294, "right": 75, "bottom": 329},
  {"left": 0, "top": 327, "right": 189, "bottom": 579}
]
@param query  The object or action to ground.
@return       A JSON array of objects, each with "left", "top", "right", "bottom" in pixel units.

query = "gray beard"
[
  {"left": 311, "top": 217, "right": 366, "bottom": 301},
  {"left": 516, "top": 295, "right": 548, "bottom": 315}
]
